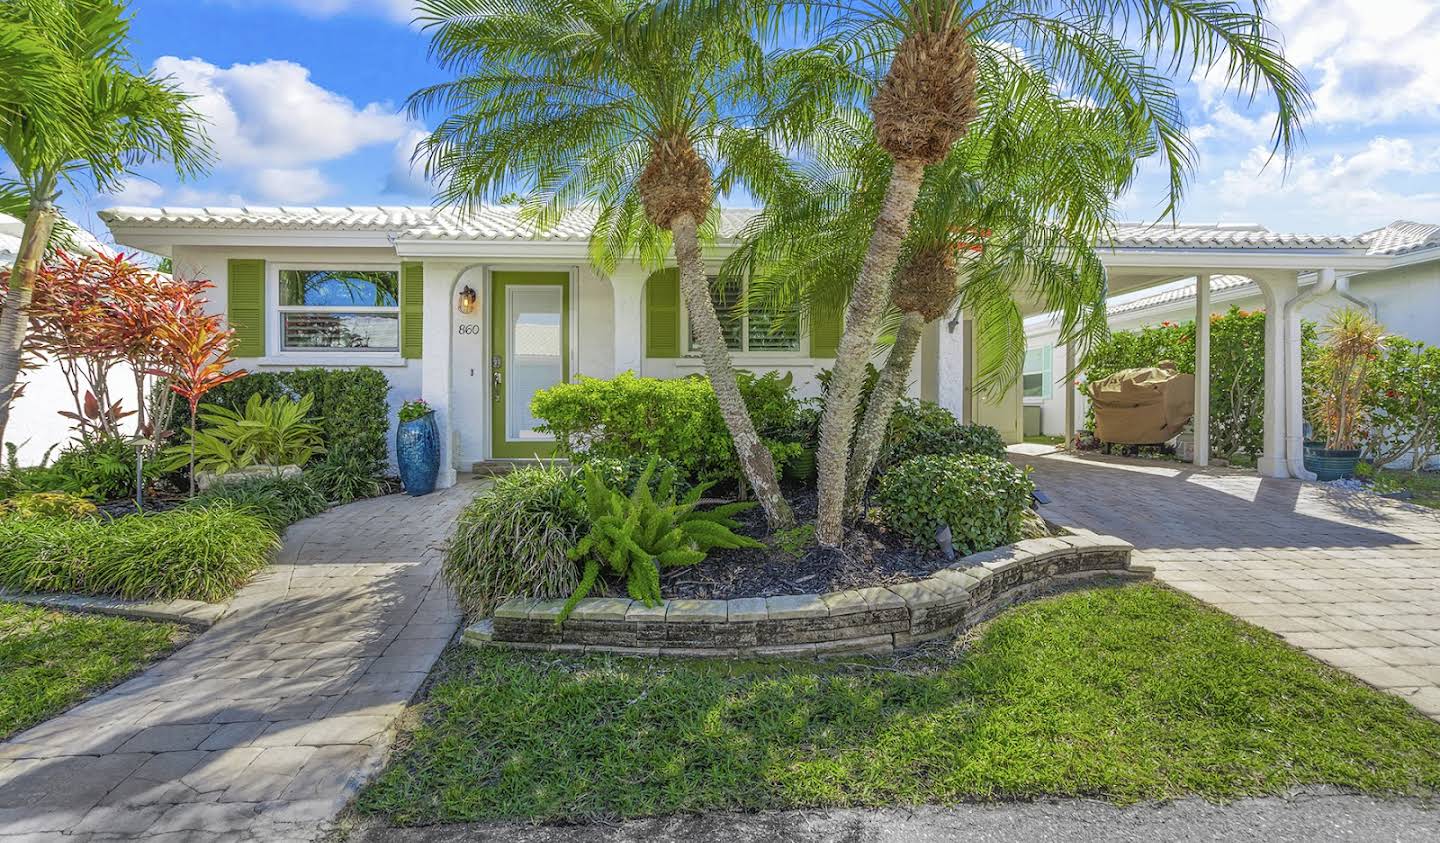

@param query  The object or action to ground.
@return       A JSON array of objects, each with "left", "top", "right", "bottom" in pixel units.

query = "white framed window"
[
  {"left": 686, "top": 276, "right": 802, "bottom": 354},
  {"left": 275, "top": 266, "right": 400, "bottom": 353},
  {"left": 1023, "top": 345, "right": 1053, "bottom": 400}
]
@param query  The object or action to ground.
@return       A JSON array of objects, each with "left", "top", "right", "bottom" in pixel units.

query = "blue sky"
[{"left": 63, "top": 0, "right": 1440, "bottom": 241}]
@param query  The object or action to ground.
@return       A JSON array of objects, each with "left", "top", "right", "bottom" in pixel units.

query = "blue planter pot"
[
  {"left": 397, "top": 412, "right": 440, "bottom": 496},
  {"left": 1304, "top": 441, "right": 1361, "bottom": 481}
]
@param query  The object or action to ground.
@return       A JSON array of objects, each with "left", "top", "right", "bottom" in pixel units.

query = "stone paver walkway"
[
  {"left": 1022, "top": 451, "right": 1440, "bottom": 720},
  {"left": 0, "top": 481, "right": 478, "bottom": 841}
]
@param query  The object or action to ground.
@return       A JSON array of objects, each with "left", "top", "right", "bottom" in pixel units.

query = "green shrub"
[
  {"left": 189, "top": 475, "right": 328, "bottom": 531},
  {"left": 876, "top": 454, "right": 1034, "bottom": 553},
  {"left": 305, "top": 442, "right": 386, "bottom": 503},
  {"left": 1, "top": 437, "right": 155, "bottom": 502},
  {"left": 0, "top": 502, "right": 278, "bottom": 602},
  {"left": 534, "top": 371, "right": 803, "bottom": 487},
  {"left": 561, "top": 461, "right": 761, "bottom": 620},
  {"left": 444, "top": 464, "right": 588, "bottom": 619},
  {"left": 165, "top": 393, "right": 325, "bottom": 475},
  {"left": 882, "top": 399, "right": 1006, "bottom": 469},
  {"left": 0, "top": 492, "right": 98, "bottom": 521},
  {"left": 171, "top": 368, "right": 390, "bottom": 470}
]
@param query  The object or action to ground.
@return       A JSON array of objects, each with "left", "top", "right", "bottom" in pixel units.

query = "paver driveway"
[
  {"left": 0, "top": 480, "right": 478, "bottom": 841},
  {"left": 1022, "top": 451, "right": 1440, "bottom": 720}
]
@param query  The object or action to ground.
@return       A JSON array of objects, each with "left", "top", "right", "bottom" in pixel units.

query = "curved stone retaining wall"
[{"left": 468, "top": 530, "right": 1144, "bottom": 658}]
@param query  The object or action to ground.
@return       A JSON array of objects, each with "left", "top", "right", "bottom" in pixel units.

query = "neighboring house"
[
  {"left": 1021, "top": 220, "right": 1440, "bottom": 441},
  {"left": 0, "top": 211, "right": 126, "bottom": 466}
]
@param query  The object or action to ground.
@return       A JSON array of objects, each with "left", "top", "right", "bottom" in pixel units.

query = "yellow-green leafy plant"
[
  {"left": 560, "top": 459, "right": 762, "bottom": 621},
  {"left": 0, "top": 492, "right": 98, "bottom": 520},
  {"left": 164, "top": 393, "right": 324, "bottom": 475}
]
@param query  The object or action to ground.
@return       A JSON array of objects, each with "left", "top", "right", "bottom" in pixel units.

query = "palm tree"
[
  {"left": 791, "top": 0, "right": 1310, "bottom": 545},
  {"left": 410, "top": 0, "right": 797, "bottom": 529},
  {"left": 728, "top": 67, "right": 1138, "bottom": 520},
  {"left": 0, "top": 0, "right": 211, "bottom": 447}
]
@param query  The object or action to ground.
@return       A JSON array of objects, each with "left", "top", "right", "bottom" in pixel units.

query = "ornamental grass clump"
[
  {"left": 189, "top": 475, "right": 328, "bottom": 531},
  {"left": 443, "top": 464, "right": 589, "bottom": 619},
  {"left": 561, "top": 460, "right": 761, "bottom": 621},
  {"left": 876, "top": 454, "right": 1033, "bottom": 554},
  {"left": 0, "top": 503, "right": 277, "bottom": 602}
]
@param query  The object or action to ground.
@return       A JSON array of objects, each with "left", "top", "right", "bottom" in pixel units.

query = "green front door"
[{"left": 490, "top": 271, "right": 570, "bottom": 459}]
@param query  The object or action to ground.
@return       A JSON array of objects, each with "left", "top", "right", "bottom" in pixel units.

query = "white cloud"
[
  {"left": 154, "top": 57, "right": 410, "bottom": 170},
  {"left": 1267, "top": 0, "right": 1440, "bottom": 125},
  {"left": 107, "top": 178, "right": 166, "bottom": 205},
  {"left": 384, "top": 128, "right": 433, "bottom": 196},
  {"left": 253, "top": 168, "right": 336, "bottom": 203},
  {"left": 1211, "top": 137, "right": 1440, "bottom": 229}
]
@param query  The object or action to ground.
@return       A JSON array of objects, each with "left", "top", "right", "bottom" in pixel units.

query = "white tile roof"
[
  {"left": 1106, "top": 274, "right": 1257, "bottom": 318},
  {"left": 100, "top": 205, "right": 759, "bottom": 241},
  {"left": 1358, "top": 220, "right": 1440, "bottom": 256},
  {"left": 1105, "top": 222, "right": 1366, "bottom": 250}
]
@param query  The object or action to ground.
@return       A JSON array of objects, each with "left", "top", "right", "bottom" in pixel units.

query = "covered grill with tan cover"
[{"left": 1088, "top": 361, "right": 1195, "bottom": 445}]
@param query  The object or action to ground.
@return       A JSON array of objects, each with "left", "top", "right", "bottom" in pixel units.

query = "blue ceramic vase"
[{"left": 397, "top": 411, "right": 440, "bottom": 496}]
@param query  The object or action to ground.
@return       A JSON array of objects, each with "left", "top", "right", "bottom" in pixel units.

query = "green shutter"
[
  {"left": 809, "top": 298, "right": 843, "bottom": 358},
  {"left": 645, "top": 268, "right": 681, "bottom": 358},
  {"left": 401, "top": 261, "right": 424, "bottom": 359},
  {"left": 227, "top": 259, "right": 265, "bottom": 357}
]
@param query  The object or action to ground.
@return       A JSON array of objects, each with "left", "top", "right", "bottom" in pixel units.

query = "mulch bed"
[{"left": 659, "top": 489, "right": 959, "bottom": 600}]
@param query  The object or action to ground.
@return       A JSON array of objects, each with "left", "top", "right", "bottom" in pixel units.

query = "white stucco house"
[
  {"left": 1021, "top": 220, "right": 1440, "bottom": 449},
  {"left": 97, "top": 206, "right": 1436, "bottom": 487}
]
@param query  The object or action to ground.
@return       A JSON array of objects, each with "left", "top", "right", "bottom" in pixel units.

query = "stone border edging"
[
  {"left": 0, "top": 588, "right": 230, "bottom": 627},
  {"left": 465, "top": 529, "right": 1145, "bottom": 658}
]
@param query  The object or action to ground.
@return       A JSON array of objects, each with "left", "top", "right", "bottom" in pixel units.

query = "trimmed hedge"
[
  {"left": 0, "top": 503, "right": 278, "bottom": 602},
  {"left": 533, "top": 371, "right": 803, "bottom": 487},
  {"left": 876, "top": 454, "right": 1034, "bottom": 553}
]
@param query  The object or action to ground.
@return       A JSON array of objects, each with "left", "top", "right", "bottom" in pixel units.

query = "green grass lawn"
[
  {"left": 1376, "top": 469, "right": 1440, "bottom": 509},
  {"left": 356, "top": 585, "right": 1440, "bottom": 825},
  {"left": 1023, "top": 434, "right": 1066, "bottom": 446},
  {"left": 0, "top": 603, "right": 188, "bottom": 739}
]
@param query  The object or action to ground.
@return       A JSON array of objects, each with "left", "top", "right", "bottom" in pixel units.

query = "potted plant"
[
  {"left": 397, "top": 398, "right": 439, "bottom": 496},
  {"left": 1305, "top": 309, "right": 1383, "bottom": 481}
]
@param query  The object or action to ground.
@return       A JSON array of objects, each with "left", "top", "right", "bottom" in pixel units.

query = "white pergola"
[{"left": 1051, "top": 223, "right": 1402, "bottom": 481}]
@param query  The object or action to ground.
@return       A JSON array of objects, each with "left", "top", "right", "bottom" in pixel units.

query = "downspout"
[
  {"left": 1284, "top": 268, "right": 1336, "bottom": 480},
  {"left": 1336, "top": 275, "right": 1377, "bottom": 319}
]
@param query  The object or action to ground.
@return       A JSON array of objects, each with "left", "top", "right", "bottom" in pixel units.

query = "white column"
[
  {"left": 936, "top": 314, "right": 968, "bottom": 423},
  {"left": 1063, "top": 339, "right": 1076, "bottom": 448},
  {"left": 422, "top": 261, "right": 459, "bottom": 488},
  {"left": 1255, "top": 272, "right": 1298, "bottom": 478},
  {"left": 611, "top": 265, "right": 646, "bottom": 375},
  {"left": 1193, "top": 274, "right": 1211, "bottom": 467}
]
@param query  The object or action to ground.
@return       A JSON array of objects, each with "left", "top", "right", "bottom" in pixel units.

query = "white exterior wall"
[{"left": 1021, "top": 261, "right": 1440, "bottom": 437}]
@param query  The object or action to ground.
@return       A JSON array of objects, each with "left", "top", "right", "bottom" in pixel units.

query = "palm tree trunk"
[
  {"left": 0, "top": 194, "right": 58, "bottom": 449},
  {"left": 843, "top": 310, "right": 925, "bottom": 520},
  {"left": 814, "top": 159, "right": 926, "bottom": 545},
  {"left": 671, "top": 213, "right": 794, "bottom": 531}
]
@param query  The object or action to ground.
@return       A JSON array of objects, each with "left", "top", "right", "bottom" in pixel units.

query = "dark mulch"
[
  {"left": 96, "top": 496, "right": 188, "bottom": 519},
  {"left": 659, "top": 489, "right": 958, "bottom": 600}
]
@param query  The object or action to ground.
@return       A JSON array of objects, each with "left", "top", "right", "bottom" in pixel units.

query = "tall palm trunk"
[
  {"left": 0, "top": 193, "right": 57, "bottom": 448},
  {"left": 843, "top": 310, "right": 925, "bottom": 519},
  {"left": 814, "top": 160, "right": 925, "bottom": 544},
  {"left": 672, "top": 213, "right": 794, "bottom": 530}
]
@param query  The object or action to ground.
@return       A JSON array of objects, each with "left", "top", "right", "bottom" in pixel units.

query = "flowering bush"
[
  {"left": 399, "top": 398, "right": 433, "bottom": 423},
  {"left": 1359, "top": 336, "right": 1440, "bottom": 469}
]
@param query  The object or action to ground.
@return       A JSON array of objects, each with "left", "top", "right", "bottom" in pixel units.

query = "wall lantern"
[{"left": 457, "top": 285, "right": 478, "bottom": 315}]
